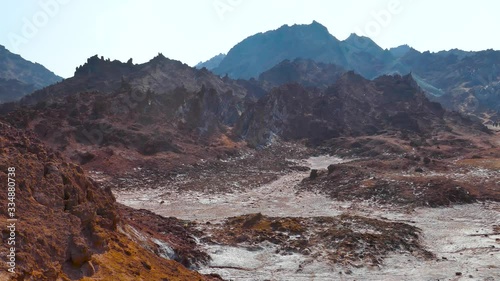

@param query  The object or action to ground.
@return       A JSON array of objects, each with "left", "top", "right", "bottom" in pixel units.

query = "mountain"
[
  {"left": 1, "top": 54, "right": 265, "bottom": 175},
  {"left": 0, "top": 121, "right": 220, "bottom": 280},
  {"left": 204, "top": 21, "right": 500, "bottom": 120},
  {"left": 394, "top": 49, "right": 500, "bottom": 117},
  {"left": 235, "top": 72, "right": 487, "bottom": 147},
  {"left": 213, "top": 21, "right": 348, "bottom": 79},
  {"left": 195, "top": 53, "right": 226, "bottom": 70},
  {"left": 389, "top": 44, "right": 411, "bottom": 58},
  {"left": 0, "top": 77, "right": 37, "bottom": 103},
  {"left": 434, "top": 48, "right": 474, "bottom": 59},
  {"left": 18, "top": 54, "right": 256, "bottom": 107},
  {"left": 0, "top": 45, "right": 62, "bottom": 102},
  {"left": 340, "top": 33, "right": 394, "bottom": 78},
  {"left": 211, "top": 22, "right": 396, "bottom": 80},
  {"left": 258, "top": 58, "right": 346, "bottom": 90}
]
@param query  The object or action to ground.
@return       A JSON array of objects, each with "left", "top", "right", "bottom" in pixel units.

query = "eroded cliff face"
[
  {"left": 235, "top": 72, "right": 487, "bottom": 147},
  {"left": 0, "top": 121, "right": 220, "bottom": 281}
]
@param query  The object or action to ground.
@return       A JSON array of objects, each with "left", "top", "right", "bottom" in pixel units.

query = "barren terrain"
[{"left": 109, "top": 135, "right": 500, "bottom": 281}]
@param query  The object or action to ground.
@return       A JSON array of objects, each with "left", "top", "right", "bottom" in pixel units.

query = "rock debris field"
[{"left": 112, "top": 153, "right": 500, "bottom": 281}]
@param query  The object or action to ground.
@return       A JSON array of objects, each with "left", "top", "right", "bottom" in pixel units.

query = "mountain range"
[
  {"left": 0, "top": 20, "right": 499, "bottom": 280},
  {"left": 2, "top": 21, "right": 499, "bottom": 122},
  {"left": 1, "top": 52, "right": 490, "bottom": 175},
  {"left": 197, "top": 21, "right": 500, "bottom": 120}
]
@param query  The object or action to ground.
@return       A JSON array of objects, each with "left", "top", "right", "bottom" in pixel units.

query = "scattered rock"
[
  {"left": 242, "top": 213, "right": 264, "bottom": 229},
  {"left": 309, "top": 169, "right": 318, "bottom": 179},
  {"left": 141, "top": 261, "right": 152, "bottom": 270},
  {"left": 69, "top": 237, "right": 92, "bottom": 267},
  {"left": 423, "top": 157, "right": 431, "bottom": 165},
  {"left": 327, "top": 164, "right": 335, "bottom": 174}
]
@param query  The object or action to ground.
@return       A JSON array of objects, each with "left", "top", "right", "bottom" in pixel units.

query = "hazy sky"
[{"left": 1, "top": 0, "right": 499, "bottom": 78}]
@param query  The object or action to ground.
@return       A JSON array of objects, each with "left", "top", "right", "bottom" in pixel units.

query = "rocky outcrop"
[
  {"left": 17, "top": 54, "right": 255, "bottom": 107},
  {"left": 236, "top": 72, "right": 472, "bottom": 147},
  {"left": 202, "top": 213, "right": 433, "bottom": 266},
  {"left": 0, "top": 121, "right": 220, "bottom": 280},
  {"left": 0, "top": 121, "right": 117, "bottom": 278},
  {"left": 118, "top": 205, "right": 211, "bottom": 268}
]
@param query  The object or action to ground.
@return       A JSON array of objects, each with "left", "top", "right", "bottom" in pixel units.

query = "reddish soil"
[{"left": 0, "top": 121, "right": 221, "bottom": 281}]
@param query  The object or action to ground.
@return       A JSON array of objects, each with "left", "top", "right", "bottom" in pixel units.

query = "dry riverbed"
[{"left": 113, "top": 155, "right": 500, "bottom": 280}]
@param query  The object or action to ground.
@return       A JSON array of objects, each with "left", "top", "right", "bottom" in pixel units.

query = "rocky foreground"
[
  {"left": 111, "top": 134, "right": 500, "bottom": 280},
  {"left": 1, "top": 98, "right": 499, "bottom": 280},
  {"left": 0, "top": 121, "right": 222, "bottom": 280}
]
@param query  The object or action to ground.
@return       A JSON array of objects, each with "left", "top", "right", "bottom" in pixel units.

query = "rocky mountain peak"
[
  {"left": 343, "top": 33, "right": 384, "bottom": 52},
  {"left": 74, "top": 55, "right": 135, "bottom": 76},
  {"left": 195, "top": 53, "right": 226, "bottom": 70},
  {"left": 213, "top": 21, "right": 344, "bottom": 79}
]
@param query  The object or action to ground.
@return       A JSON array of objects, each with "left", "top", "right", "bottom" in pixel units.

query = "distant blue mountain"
[
  {"left": 389, "top": 44, "right": 411, "bottom": 58},
  {"left": 205, "top": 21, "right": 500, "bottom": 117},
  {"left": 195, "top": 53, "right": 226, "bottom": 70},
  {"left": 0, "top": 44, "right": 62, "bottom": 103},
  {"left": 213, "top": 21, "right": 348, "bottom": 79}
]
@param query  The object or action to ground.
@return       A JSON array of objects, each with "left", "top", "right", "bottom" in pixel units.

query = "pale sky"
[{"left": 1, "top": 0, "right": 499, "bottom": 78}]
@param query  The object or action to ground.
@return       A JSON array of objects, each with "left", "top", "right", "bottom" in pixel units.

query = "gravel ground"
[{"left": 113, "top": 154, "right": 500, "bottom": 280}]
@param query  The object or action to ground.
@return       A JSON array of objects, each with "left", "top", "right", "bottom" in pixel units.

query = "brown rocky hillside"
[
  {"left": 235, "top": 72, "right": 489, "bottom": 147},
  {"left": 0, "top": 121, "right": 221, "bottom": 281}
]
